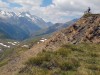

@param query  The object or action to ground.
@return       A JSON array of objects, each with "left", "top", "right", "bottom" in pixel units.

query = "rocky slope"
[{"left": 43, "top": 14, "right": 100, "bottom": 50}]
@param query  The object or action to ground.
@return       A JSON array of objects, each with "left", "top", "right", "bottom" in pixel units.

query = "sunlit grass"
[{"left": 18, "top": 43, "right": 100, "bottom": 75}]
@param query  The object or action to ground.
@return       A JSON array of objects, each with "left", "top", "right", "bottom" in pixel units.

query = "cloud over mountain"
[{"left": 0, "top": 0, "right": 100, "bottom": 23}]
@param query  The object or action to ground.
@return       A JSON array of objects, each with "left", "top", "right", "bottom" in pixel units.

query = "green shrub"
[
  {"left": 18, "top": 43, "right": 100, "bottom": 75},
  {"left": 55, "top": 48, "right": 71, "bottom": 57},
  {"left": 26, "top": 51, "right": 54, "bottom": 66},
  {"left": 57, "top": 58, "right": 79, "bottom": 71},
  {"left": 0, "top": 59, "right": 8, "bottom": 67}
]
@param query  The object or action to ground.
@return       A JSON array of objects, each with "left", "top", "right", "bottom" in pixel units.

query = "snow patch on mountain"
[{"left": 0, "top": 10, "right": 53, "bottom": 29}]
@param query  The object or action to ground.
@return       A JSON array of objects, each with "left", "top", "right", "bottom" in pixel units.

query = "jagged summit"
[
  {"left": 0, "top": 10, "right": 53, "bottom": 40},
  {"left": 43, "top": 14, "right": 100, "bottom": 49},
  {"left": 0, "top": 10, "right": 53, "bottom": 29}
]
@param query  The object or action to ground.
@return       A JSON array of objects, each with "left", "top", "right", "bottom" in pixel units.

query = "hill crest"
[{"left": 43, "top": 14, "right": 100, "bottom": 50}]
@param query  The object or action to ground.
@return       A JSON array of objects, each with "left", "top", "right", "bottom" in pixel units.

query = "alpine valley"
[{"left": 0, "top": 10, "right": 53, "bottom": 40}]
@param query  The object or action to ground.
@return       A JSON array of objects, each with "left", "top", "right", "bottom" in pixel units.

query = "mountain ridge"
[
  {"left": 0, "top": 10, "right": 77, "bottom": 40},
  {"left": 32, "top": 19, "right": 78, "bottom": 37},
  {"left": 44, "top": 14, "right": 100, "bottom": 46},
  {"left": 35, "top": 14, "right": 100, "bottom": 51},
  {"left": 0, "top": 10, "right": 53, "bottom": 40}
]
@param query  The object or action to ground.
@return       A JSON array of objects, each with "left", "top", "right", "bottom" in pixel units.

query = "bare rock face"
[
  {"left": 70, "top": 14, "right": 100, "bottom": 44},
  {"left": 44, "top": 14, "right": 100, "bottom": 50}
]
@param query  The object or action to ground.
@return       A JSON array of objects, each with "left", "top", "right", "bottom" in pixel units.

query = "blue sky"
[
  {"left": 2, "top": 0, "right": 53, "bottom": 8},
  {"left": 41, "top": 0, "right": 52, "bottom": 7},
  {"left": 2, "top": 0, "right": 22, "bottom": 7},
  {"left": 0, "top": 0, "right": 100, "bottom": 23}
]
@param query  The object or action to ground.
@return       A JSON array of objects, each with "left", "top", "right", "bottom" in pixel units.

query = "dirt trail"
[{"left": 0, "top": 43, "right": 46, "bottom": 75}]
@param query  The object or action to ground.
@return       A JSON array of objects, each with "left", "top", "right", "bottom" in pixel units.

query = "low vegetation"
[
  {"left": 18, "top": 43, "right": 100, "bottom": 75},
  {"left": 83, "top": 13, "right": 100, "bottom": 18},
  {"left": 0, "top": 39, "right": 39, "bottom": 67}
]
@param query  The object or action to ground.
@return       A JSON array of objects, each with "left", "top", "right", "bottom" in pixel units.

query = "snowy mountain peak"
[
  {"left": 0, "top": 10, "right": 6, "bottom": 15},
  {"left": 0, "top": 10, "right": 17, "bottom": 18},
  {"left": 20, "top": 12, "right": 42, "bottom": 20},
  {"left": 0, "top": 10, "right": 53, "bottom": 28},
  {"left": 0, "top": 10, "right": 42, "bottom": 21}
]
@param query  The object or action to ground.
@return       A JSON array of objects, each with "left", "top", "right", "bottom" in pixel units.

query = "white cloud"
[
  {"left": 1, "top": 0, "right": 100, "bottom": 23},
  {"left": 40, "top": 0, "right": 100, "bottom": 23},
  {"left": 8, "top": 0, "right": 43, "bottom": 7},
  {"left": 0, "top": 1, "right": 9, "bottom": 8}
]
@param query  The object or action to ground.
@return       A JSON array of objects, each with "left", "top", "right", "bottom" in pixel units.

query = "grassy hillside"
[
  {"left": 0, "top": 38, "right": 40, "bottom": 68},
  {"left": 18, "top": 43, "right": 100, "bottom": 75}
]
